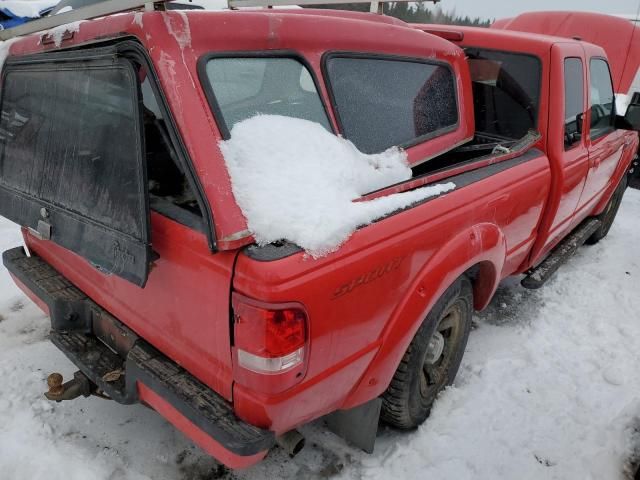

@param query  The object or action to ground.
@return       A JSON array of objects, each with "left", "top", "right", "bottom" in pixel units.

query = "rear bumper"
[{"left": 2, "top": 246, "right": 274, "bottom": 469}]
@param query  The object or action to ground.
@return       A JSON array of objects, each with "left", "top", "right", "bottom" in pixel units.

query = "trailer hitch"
[{"left": 45, "top": 371, "right": 93, "bottom": 402}]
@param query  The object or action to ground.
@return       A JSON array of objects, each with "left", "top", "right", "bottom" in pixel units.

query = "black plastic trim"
[
  {"left": 197, "top": 49, "right": 337, "bottom": 140},
  {"left": 126, "top": 342, "right": 275, "bottom": 456},
  {"left": 444, "top": 147, "right": 543, "bottom": 190},
  {"left": 320, "top": 51, "right": 460, "bottom": 152},
  {"left": 244, "top": 242, "right": 303, "bottom": 262},
  {"left": 365, "top": 147, "right": 545, "bottom": 227}
]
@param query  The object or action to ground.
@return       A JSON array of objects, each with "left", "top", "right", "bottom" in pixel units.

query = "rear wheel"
[
  {"left": 587, "top": 176, "right": 628, "bottom": 245},
  {"left": 381, "top": 276, "right": 473, "bottom": 429}
]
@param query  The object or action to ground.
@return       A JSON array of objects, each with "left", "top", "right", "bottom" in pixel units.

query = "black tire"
[
  {"left": 586, "top": 176, "right": 628, "bottom": 245},
  {"left": 381, "top": 276, "right": 473, "bottom": 429}
]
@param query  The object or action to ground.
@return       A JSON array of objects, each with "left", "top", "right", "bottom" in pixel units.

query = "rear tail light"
[{"left": 232, "top": 293, "right": 308, "bottom": 375}]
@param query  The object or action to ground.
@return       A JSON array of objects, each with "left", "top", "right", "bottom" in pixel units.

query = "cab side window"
[
  {"left": 324, "top": 55, "right": 458, "bottom": 154},
  {"left": 564, "top": 57, "right": 584, "bottom": 150},
  {"left": 137, "top": 65, "right": 203, "bottom": 229},
  {"left": 589, "top": 58, "right": 615, "bottom": 140}
]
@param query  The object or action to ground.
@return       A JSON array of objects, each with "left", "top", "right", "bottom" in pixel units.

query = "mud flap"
[{"left": 325, "top": 398, "right": 382, "bottom": 453}]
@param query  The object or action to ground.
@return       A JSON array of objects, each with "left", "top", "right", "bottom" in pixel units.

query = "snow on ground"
[
  {"left": 0, "top": 190, "right": 639, "bottom": 479},
  {"left": 220, "top": 115, "right": 455, "bottom": 257}
]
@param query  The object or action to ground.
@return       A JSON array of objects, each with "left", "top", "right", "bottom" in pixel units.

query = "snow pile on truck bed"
[{"left": 220, "top": 115, "right": 454, "bottom": 257}]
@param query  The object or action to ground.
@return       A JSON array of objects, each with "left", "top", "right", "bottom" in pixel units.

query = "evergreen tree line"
[{"left": 304, "top": 3, "right": 492, "bottom": 26}]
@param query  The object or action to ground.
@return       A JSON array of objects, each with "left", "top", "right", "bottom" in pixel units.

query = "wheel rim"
[{"left": 420, "top": 301, "right": 464, "bottom": 400}]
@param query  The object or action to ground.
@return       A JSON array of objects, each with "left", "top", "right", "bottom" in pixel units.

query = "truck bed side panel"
[{"left": 232, "top": 151, "right": 551, "bottom": 432}]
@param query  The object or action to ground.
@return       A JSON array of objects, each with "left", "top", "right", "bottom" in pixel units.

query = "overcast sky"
[{"left": 444, "top": 0, "right": 640, "bottom": 21}]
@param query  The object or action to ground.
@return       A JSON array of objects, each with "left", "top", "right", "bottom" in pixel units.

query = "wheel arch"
[{"left": 341, "top": 223, "right": 506, "bottom": 409}]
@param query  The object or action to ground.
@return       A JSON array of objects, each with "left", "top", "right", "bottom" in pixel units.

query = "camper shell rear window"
[
  {"left": 0, "top": 61, "right": 145, "bottom": 237},
  {"left": 0, "top": 52, "right": 153, "bottom": 286}
]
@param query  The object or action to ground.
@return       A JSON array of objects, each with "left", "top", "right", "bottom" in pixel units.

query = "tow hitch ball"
[{"left": 45, "top": 371, "right": 92, "bottom": 402}]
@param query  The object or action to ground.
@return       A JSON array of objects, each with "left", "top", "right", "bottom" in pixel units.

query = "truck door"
[
  {"left": 535, "top": 45, "right": 590, "bottom": 259},
  {"left": 0, "top": 48, "right": 153, "bottom": 287},
  {"left": 581, "top": 57, "right": 624, "bottom": 207},
  {"left": 551, "top": 52, "right": 590, "bottom": 232}
]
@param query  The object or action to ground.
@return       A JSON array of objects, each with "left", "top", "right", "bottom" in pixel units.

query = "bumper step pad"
[
  {"left": 128, "top": 343, "right": 274, "bottom": 456},
  {"left": 2, "top": 246, "right": 275, "bottom": 457}
]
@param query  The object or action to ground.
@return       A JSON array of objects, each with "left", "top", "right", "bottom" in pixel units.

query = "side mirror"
[
  {"left": 616, "top": 92, "right": 640, "bottom": 131},
  {"left": 623, "top": 103, "right": 640, "bottom": 131},
  {"left": 564, "top": 113, "right": 584, "bottom": 148},
  {"left": 576, "top": 112, "right": 583, "bottom": 134}
]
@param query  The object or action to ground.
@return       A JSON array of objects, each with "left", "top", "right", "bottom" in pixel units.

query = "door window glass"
[
  {"left": 589, "top": 58, "right": 615, "bottom": 139},
  {"left": 564, "top": 57, "right": 584, "bottom": 149}
]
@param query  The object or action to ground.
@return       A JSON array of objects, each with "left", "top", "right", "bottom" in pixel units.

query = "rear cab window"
[
  {"left": 589, "top": 58, "right": 615, "bottom": 140},
  {"left": 323, "top": 54, "right": 458, "bottom": 154},
  {"left": 464, "top": 48, "right": 541, "bottom": 140}
]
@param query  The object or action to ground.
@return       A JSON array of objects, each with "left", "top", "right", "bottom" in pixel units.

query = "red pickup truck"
[{"left": 0, "top": 4, "right": 637, "bottom": 469}]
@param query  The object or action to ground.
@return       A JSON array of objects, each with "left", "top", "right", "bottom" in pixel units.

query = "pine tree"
[{"left": 304, "top": 2, "right": 492, "bottom": 27}]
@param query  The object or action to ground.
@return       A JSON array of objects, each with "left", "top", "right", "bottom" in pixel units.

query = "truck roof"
[
  {"left": 413, "top": 22, "right": 610, "bottom": 72},
  {"left": 412, "top": 23, "right": 592, "bottom": 56}
]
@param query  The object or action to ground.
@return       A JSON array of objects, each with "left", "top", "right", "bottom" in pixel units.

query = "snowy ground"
[{"left": 1, "top": 190, "right": 639, "bottom": 480}]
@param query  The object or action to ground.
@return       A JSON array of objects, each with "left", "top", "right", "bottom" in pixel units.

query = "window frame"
[
  {"left": 321, "top": 51, "right": 460, "bottom": 153},
  {"left": 116, "top": 41, "right": 215, "bottom": 248},
  {"left": 462, "top": 46, "right": 543, "bottom": 136},
  {"left": 563, "top": 56, "right": 585, "bottom": 151},
  {"left": 588, "top": 56, "right": 616, "bottom": 141},
  {"left": 197, "top": 50, "right": 336, "bottom": 140}
]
